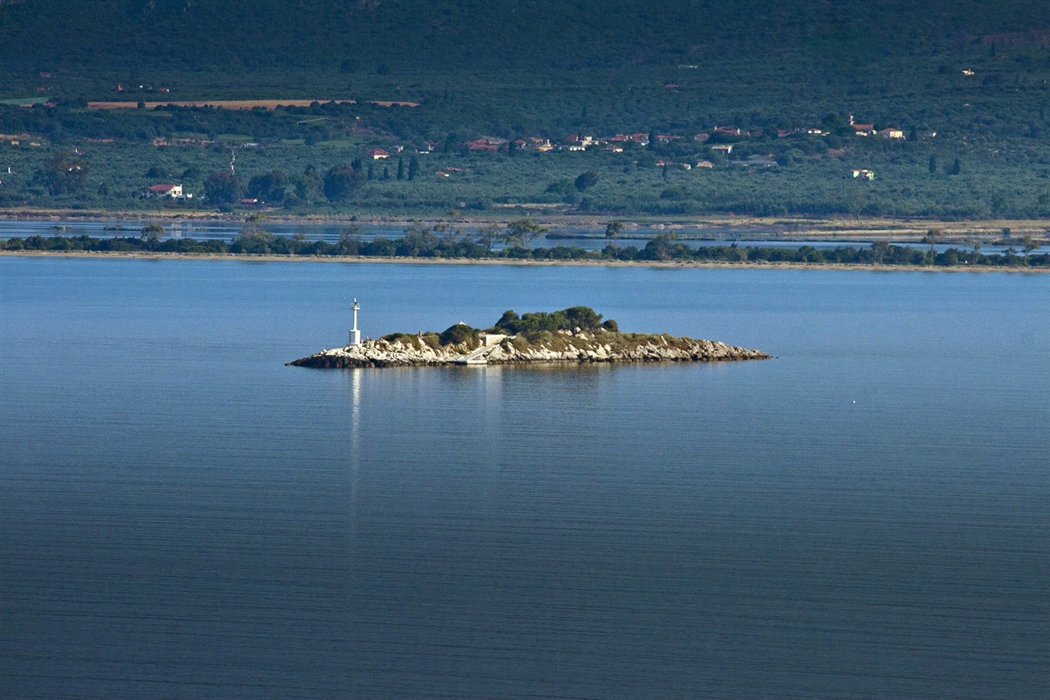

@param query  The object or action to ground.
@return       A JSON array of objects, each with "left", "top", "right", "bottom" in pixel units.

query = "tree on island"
[
  {"left": 337, "top": 225, "right": 362, "bottom": 255},
  {"left": 871, "top": 239, "right": 890, "bottom": 264},
  {"left": 230, "top": 213, "right": 279, "bottom": 253},
  {"left": 1022, "top": 234, "right": 1039, "bottom": 264},
  {"left": 492, "top": 306, "right": 617, "bottom": 335},
  {"left": 140, "top": 222, "right": 165, "bottom": 249},
  {"left": 505, "top": 219, "right": 547, "bottom": 250}
]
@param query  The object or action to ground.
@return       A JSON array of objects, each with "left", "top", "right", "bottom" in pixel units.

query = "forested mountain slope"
[{"left": 1, "top": 0, "right": 1046, "bottom": 71}]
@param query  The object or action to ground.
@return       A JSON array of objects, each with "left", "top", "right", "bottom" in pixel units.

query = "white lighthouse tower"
[{"left": 349, "top": 298, "right": 362, "bottom": 346}]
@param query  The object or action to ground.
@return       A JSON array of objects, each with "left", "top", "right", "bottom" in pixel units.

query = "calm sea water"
[{"left": 2, "top": 258, "right": 1048, "bottom": 699}]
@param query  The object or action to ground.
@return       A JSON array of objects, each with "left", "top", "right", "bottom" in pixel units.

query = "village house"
[
  {"left": 849, "top": 115, "right": 875, "bottom": 136},
  {"left": 146, "top": 183, "right": 183, "bottom": 198},
  {"left": 851, "top": 169, "right": 875, "bottom": 180},
  {"left": 465, "top": 138, "right": 502, "bottom": 151},
  {"left": 878, "top": 128, "right": 905, "bottom": 139},
  {"left": 366, "top": 148, "right": 390, "bottom": 159},
  {"left": 564, "top": 135, "right": 598, "bottom": 148},
  {"left": 710, "top": 144, "right": 733, "bottom": 154}
]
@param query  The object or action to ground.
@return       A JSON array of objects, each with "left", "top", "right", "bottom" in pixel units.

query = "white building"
[{"left": 146, "top": 183, "right": 183, "bottom": 198}]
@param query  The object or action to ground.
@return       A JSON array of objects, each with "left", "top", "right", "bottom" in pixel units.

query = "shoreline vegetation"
[
  {"left": 1, "top": 210, "right": 1048, "bottom": 238},
  {"left": 3, "top": 223, "right": 1047, "bottom": 270},
  {"left": 289, "top": 307, "right": 771, "bottom": 368}
]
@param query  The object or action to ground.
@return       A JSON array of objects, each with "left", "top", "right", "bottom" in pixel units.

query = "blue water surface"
[{"left": 1, "top": 258, "right": 1047, "bottom": 698}]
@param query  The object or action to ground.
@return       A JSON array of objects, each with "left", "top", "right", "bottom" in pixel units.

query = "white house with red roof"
[
  {"left": 848, "top": 115, "right": 875, "bottom": 136},
  {"left": 146, "top": 184, "right": 183, "bottom": 198}
]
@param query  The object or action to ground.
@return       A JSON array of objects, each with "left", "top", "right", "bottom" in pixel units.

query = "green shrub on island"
[
  {"left": 438, "top": 323, "right": 480, "bottom": 347},
  {"left": 492, "top": 307, "right": 615, "bottom": 336},
  {"left": 377, "top": 308, "right": 619, "bottom": 353}
]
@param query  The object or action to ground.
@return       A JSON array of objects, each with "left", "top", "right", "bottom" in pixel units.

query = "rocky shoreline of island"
[{"left": 288, "top": 307, "right": 771, "bottom": 368}]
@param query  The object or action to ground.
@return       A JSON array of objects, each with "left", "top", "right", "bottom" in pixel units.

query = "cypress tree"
[{"left": 397, "top": 158, "right": 404, "bottom": 181}]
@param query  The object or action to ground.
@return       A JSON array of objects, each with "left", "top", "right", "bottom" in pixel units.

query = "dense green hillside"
[
  {"left": 0, "top": 0, "right": 1046, "bottom": 71},
  {"left": 0, "top": 1, "right": 1047, "bottom": 219}
]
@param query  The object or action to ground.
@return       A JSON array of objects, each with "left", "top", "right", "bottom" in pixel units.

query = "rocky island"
[{"left": 289, "top": 306, "right": 770, "bottom": 368}]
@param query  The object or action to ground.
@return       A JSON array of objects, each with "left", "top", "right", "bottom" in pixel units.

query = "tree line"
[{"left": 3, "top": 226, "right": 1046, "bottom": 268}]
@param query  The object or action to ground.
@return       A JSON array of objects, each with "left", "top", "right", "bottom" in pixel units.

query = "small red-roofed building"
[{"left": 147, "top": 184, "right": 183, "bottom": 198}]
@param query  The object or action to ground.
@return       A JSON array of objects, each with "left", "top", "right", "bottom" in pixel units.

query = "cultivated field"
[{"left": 85, "top": 99, "right": 418, "bottom": 110}]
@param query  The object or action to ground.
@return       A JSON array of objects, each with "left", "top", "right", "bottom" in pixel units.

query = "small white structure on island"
[{"left": 349, "top": 298, "right": 361, "bottom": 346}]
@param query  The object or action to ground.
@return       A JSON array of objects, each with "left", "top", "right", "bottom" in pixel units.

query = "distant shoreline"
[
  {"left": 0, "top": 210, "right": 1046, "bottom": 241},
  {"left": 3, "top": 249, "right": 1047, "bottom": 272}
]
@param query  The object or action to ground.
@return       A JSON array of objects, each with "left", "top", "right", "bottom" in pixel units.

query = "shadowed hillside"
[{"left": 1, "top": 0, "right": 1047, "bottom": 71}]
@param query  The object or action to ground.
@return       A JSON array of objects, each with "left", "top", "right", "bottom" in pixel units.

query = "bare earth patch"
[{"left": 86, "top": 99, "right": 417, "bottom": 110}]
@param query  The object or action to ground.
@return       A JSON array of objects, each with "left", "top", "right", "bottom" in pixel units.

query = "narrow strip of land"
[
  {"left": 4, "top": 250, "right": 1046, "bottom": 272},
  {"left": 0, "top": 211, "right": 1045, "bottom": 240}
]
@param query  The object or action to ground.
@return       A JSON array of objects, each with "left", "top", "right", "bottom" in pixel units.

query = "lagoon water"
[{"left": 1, "top": 257, "right": 1048, "bottom": 698}]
